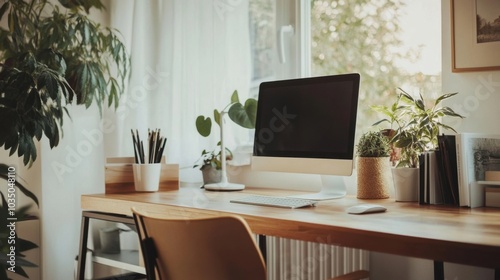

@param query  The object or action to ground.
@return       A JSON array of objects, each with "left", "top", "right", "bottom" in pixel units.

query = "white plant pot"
[
  {"left": 201, "top": 165, "right": 222, "bottom": 185},
  {"left": 392, "top": 167, "right": 419, "bottom": 202}
]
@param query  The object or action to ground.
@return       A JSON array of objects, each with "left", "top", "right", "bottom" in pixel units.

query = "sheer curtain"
[{"left": 105, "top": 0, "right": 251, "bottom": 182}]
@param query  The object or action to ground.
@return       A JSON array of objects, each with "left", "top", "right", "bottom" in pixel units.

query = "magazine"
[{"left": 456, "top": 133, "right": 500, "bottom": 207}]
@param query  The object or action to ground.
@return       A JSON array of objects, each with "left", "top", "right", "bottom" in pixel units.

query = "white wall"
[
  {"left": 370, "top": 1, "right": 499, "bottom": 279},
  {"left": 40, "top": 104, "right": 106, "bottom": 280}
]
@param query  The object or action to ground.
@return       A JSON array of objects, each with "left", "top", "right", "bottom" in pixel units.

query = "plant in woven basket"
[
  {"left": 356, "top": 131, "right": 390, "bottom": 157},
  {"left": 356, "top": 131, "right": 392, "bottom": 199}
]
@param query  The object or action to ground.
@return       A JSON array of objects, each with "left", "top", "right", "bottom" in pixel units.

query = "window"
[{"left": 248, "top": 0, "right": 442, "bottom": 131}]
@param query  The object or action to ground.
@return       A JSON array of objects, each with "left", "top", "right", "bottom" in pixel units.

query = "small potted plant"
[
  {"left": 356, "top": 131, "right": 392, "bottom": 199},
  {"left": 372, "top": 88, "right": 464, "bottom": 201},
  {"left": 194, "top": 90, "right": 256, "bottom": 184},
  {"left": 193, "top": 143, "right": 233, "bottom": 185}
]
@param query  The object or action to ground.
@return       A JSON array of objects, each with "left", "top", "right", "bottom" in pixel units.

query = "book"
[
  {"left": 438, "top": 135, "right": 459, "bottom": 206},
  {"left": 434, "top": 148, "right": 451, "bottom": 205},
  {"left": 419, "top": 151, "right": 443, "bottom": 205},
  {"left": 428, "top": 151, "right": 442, "bottom": 204},
  {"left": 419, "top": 153, "right": 426, "bottom": 204},
  {"left": 455, "top": 133, "right": 500, "bottom": 208}
]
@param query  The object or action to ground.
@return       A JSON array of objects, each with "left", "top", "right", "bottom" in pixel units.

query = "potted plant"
[
  {"left": 193, "top": 143, "right": 233, "bottom": 185},
  {"left": 0, "top": 0, "right": 130, "bottom": 167},
  {"left": 372, "top": 88, "right": 464, "bottom": 201},
  {"left": 0, "top": 2, "right": 129, "bottom": 277},
  {"left": 194, "top": 90, "right": 257, "bottom": 184},
  {"left": 356, "top": 131, "right": 392, "bottom": 199}
]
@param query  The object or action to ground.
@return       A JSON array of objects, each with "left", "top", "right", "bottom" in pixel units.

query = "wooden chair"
[
  {"left": 133, "top": 208, "right": 369, "bottom": 280},
  {"left": 132, "top": 208, "right": 267, "bottom": 280}
]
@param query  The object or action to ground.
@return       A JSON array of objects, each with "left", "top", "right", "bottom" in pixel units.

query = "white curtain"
[{"left": 105, "top": 0, "right": 251, "bottom": 182}]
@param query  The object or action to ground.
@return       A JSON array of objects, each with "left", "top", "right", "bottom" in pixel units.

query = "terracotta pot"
[{"left": 357, "top": 157, "right": 392, "bottom": 199}]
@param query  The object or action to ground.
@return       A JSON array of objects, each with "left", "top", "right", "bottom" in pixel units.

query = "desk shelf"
[
  {"left": 77, "top": 211, "right": 146, "bottom": 280},
  {"left": 93, "top": 250, "right": 145, "bottom": 275}
]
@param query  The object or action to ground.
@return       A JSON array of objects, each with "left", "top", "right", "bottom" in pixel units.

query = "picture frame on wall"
[{"left": 451, "top": 0, "right": 500, "bottom": 72}]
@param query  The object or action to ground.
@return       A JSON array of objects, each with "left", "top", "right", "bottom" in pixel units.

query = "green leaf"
[
  {"left": 230, "top": 90, "right": 239, "bottom": 104},
  {"left": 435, "top": 92, "right": 458, "bottom": 106},
  {"left": 0, "top": 2, "right": 10, "bottom": 21},
  {"left": 398, "top": 88, "right": 414, "bottom": 103},
  {"left": 437, "top": 122, "right": 458, "bottom": 133},
  {"left": 415, "top": 98, "right": 425, "bottom": 111},
  {"left": 108, "top": 79, "right": 118, "bottom": 108},
  {"left": 228, "top": 98, "right": 257, "bottom": 129},
  {"left": 195, "top": 116, "right": 212, "bottom": 137},
  {"left": 438, "top": 106, "right": 464, "bottom": 118},
  {"left": 372, "top": 118, "right": 390, "bottom": 126},
  {"left": 16, "top": 237, "right": 38, "bottom": 253},
  {"left": 214, "top": 109, "right": 221, "bottom": 127}
]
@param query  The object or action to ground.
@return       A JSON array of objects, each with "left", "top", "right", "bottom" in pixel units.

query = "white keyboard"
[{"left": 230, "top": 195, "right": 317, "bottom": 209}]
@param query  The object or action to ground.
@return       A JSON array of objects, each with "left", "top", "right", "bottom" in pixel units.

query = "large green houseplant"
[
  {"left": 372, "top": 88, "right": 464, "bottom": 201},
  {"left": 0, "top": 0, "right": 130, "bottom": 167},
  {"left": 194, "top": 90, "right": 257, "bottom": 184},
  {"left": 0, "top": 1, "right": 129, "bottom": 277}
]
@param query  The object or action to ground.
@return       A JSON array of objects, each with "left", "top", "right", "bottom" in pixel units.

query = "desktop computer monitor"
[{"left": 252, "top": 73, "right": 360, "bottom": 200}]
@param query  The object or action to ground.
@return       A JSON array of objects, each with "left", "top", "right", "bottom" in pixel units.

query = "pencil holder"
[{"left": 132, "top": 163, "right": 161, "bottom": 192}]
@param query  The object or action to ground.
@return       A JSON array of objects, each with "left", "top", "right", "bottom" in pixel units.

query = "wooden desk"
[{"left": 80, "top": 186, "right": 500, "bottom": 276}]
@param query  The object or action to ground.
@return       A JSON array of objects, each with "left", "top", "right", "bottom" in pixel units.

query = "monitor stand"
[{"left": 288, "top": 175, "right": 346, "bottom": 200}]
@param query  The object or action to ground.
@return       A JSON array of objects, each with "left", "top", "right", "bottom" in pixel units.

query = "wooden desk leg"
[
  {"left": 258, "top": 234, "right": 267, "bottom": 263},
  {"left": 434, "top": 261, "right": 444, "bottom": 280},
  {"left": 76, "top": 213, "right": 90, "bottom": 280}
]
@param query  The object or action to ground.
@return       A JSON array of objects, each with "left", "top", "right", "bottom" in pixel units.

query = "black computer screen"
[{"left": 253, "top": 73, "right": 360, "bottom": 160}]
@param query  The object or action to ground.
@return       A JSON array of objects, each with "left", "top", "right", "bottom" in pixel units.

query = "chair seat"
[{"left": 132, "top": 209, "right": 267, "bottom": 280}]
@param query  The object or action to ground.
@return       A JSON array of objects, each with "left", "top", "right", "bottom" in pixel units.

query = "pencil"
[
  {"left": 131, "top": 129, "right": 139, "bottom": 163},
  {"left": 156, "top": 137, "right": 167, "bottom": 163}
]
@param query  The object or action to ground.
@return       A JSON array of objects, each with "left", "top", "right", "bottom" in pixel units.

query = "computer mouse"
[{"left": 346, "top": 204, "right": 387, "bottom": 214}]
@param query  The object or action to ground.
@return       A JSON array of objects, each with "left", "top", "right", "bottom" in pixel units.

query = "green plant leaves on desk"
[
  {"left": 371, "top": 88, "right": 464, "bottom": 168},
  {"left": 195, "top": 90, "right": 257, "bottom": 137},
  {"left": 228, "top": 98, "right": 257, "bottom": 129},
  {"left": 196, "top": 116, "right": 212, "bottom": 137}
]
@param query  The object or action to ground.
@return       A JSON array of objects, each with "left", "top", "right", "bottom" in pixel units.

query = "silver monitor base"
[{"left": 288, "top": 175, "right": 346, "bottom": 201}]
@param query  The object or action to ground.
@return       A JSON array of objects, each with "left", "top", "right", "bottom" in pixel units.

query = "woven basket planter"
[{"left": 357, "top": 157, "right": 391, "bottom": 199}]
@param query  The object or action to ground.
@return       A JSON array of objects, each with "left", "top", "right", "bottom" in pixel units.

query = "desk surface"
[{"left": 81, "top": 186, "right": 500, "bottom": 269}]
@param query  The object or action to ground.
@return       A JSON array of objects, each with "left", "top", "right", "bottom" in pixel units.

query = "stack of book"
[{"left": 419, "top": 133, "right": 500, "bottom": 208}]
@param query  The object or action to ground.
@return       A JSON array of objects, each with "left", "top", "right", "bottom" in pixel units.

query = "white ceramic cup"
[{"left": 132, "top": 163, "right": 161, "bottom": 192}]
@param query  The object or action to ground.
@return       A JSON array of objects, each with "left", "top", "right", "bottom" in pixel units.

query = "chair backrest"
[{"left": 132, "top": 208, "right": 267, "bottom": 280}]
